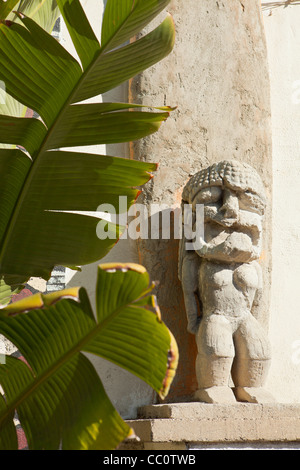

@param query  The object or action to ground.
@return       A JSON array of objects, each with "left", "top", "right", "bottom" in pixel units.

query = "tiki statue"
[{"left": 179, "top": 160, "right": 275, "bottom": 403}]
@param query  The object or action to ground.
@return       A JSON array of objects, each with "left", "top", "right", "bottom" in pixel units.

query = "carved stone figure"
[{"left": 179, "top": 160, "right": 275, "bottom": 403}]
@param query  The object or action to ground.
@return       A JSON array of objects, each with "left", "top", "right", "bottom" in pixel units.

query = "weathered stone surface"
[
  {"left": 130, "top": 1, "right": 272, "bottom": 402},
  {"left": 179, "top": 160, "right": 274, "bottom": 403},
  {"left": 120, "top": 403, "right": 300, "bottom": 449}
]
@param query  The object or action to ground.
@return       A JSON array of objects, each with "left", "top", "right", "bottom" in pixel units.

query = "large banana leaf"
[
  {"left": 0, "top": 0, "right": 175, "bottom": 284},
  {"left": 0, "top": 263, "right": 178, "bottom": 450}
]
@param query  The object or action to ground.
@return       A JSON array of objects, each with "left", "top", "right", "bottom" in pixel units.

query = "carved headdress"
[{"left": 182, "top": 160, "right": 266, "bottom": 210}]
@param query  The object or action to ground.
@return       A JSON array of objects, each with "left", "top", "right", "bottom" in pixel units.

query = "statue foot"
[
  {"left": 194, "top": 386, "right": 237, "bottom": 404},
  {"left": 233, "top": 386, "right": 276, "bottom": 403}
]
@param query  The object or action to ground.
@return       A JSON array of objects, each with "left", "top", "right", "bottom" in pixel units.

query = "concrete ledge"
[{"left": 122, "top": 403, "right": 300, "bottom": 450}]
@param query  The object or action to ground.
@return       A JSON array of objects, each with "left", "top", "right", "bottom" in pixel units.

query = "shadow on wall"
[{"left": 137, "top": 208, "right": 198, "bottom": 403}]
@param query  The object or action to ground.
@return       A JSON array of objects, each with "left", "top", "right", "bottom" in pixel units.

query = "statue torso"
[{"left": 198, "top": 259, "right": 260, "bottom": 318}]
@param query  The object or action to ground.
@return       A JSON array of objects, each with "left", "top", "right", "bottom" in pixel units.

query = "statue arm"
[
  {"left": 179, "top": 201, "right": 202, "bottom": 334},
  {"left": 179, "top": 240, "right": 202, "bottom": 334},
  {"left": 251, "top": 261, "right": 263, "bottom": 322}
]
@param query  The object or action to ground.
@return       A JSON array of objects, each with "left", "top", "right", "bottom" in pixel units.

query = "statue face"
[{"left": 192, "top": 185, "right": 263, "bottom": 260}]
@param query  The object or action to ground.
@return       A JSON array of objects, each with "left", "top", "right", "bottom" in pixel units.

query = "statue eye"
[
  {"left": 193, "top": 187, "right": 222, "bottom": 207},
  {"left": 238, "top": 191, "right": 264, "bottom": 214}
]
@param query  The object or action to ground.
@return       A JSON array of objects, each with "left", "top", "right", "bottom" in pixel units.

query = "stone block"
[{"left": 120, "top": 403, "right": 300, "bottom": 450}]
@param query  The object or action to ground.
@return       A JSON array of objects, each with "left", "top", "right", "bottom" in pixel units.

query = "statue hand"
[{"left": 196, "top": 232, "right": 256, "bottom": 263}]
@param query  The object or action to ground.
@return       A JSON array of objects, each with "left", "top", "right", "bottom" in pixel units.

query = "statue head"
[{"left": 182, "top": 160, "right": 266, "bottom": 262}]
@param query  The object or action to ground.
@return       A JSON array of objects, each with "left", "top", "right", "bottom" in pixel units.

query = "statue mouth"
[
  {"left": 203, "top": 206, "right": 238, "bottom": 228},
  {"left": 201, "top": 220, "right": 261, "bottom": 251},
  {"left": 208, "top": 216, "right": 238, "bottom": 228},
  {"left": 204, "top": 209, "right": 261, "bottom": 233},
  {"left": 204, "top": 229, "right": 230, "bottom": 247}
]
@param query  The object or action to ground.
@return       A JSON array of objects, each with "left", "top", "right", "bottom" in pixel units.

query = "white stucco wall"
[{"left": 262, "top": 2, "right": 300, "bottom": 403}]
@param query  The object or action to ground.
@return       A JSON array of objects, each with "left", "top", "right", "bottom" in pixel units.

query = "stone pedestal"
[{"left": 121, "top": 403, "right": 300, "bottom": 450}]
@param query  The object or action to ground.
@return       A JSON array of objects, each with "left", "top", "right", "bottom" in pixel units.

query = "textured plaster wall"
[
  {"left": 262, "top": 2, "right": 300, "bottom": 403},
  {"left": 130, "top": 0, "right": 273, "bottom": 403}
]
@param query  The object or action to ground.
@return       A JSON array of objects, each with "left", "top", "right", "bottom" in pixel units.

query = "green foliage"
[
  {"left": 0, "top": 0, "right": 177, "bottom": 449},
  {"left": 0, "top": 0, "right": 177, "bottom": 451},
  {"left": 0, "top": 0, "right": 60, "bottom": 119},
  {"left": 0, "top": 0, "right": 175, "bottom": 285},
  {"left": 5, "top": 0, "right": 60, "bottom": 34},
  {"left": 0, "top": 263, "right": 178, "bottom": 450}
]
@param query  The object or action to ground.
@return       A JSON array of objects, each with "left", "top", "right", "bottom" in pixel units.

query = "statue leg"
[
  {"left": 232, "top": 314, "right": 275, "bottom": 403},
  {"left": 194, "top": 314, "right": 236, "bottom": 403}
]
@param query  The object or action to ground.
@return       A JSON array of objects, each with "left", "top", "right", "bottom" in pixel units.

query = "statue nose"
[{"left": 220, "top": 189, "right": 239, "bottom": 218}]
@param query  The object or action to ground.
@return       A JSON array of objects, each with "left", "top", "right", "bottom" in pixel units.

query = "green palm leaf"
[
  {"left": 0, "top": 1, "right": 20, "bottom": 20},
  {"left": 0, "top": 0, "right": 60, "bottom": 119},
  {"left": 8, "top": 0, "right": 60, "bottom": 32},
  {"left": 0, "top": 0, "right": 175, "bottom": 283},
  {"left": 0, "top": 263, "right": 178, "bottom": 450}
]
